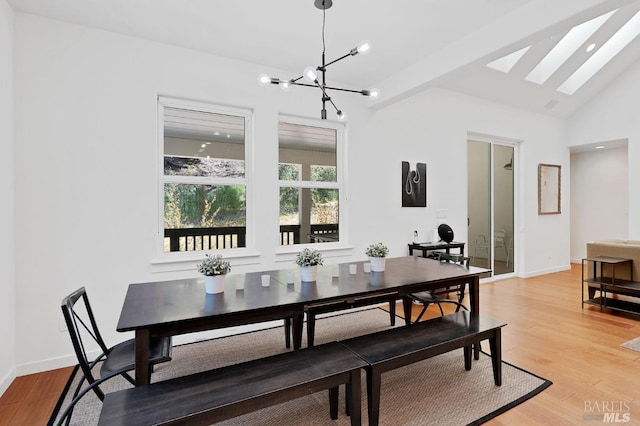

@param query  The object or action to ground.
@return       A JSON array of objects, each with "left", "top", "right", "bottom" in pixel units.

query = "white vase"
[
  {"left": 369, "top": 257, "right": 386, "bottom": 272},
  {"left": 300, "top": 265, "right": 318, "bottom": 282},
  {"left": 204, "top": 275, "right": 225, "bottom": 294}
]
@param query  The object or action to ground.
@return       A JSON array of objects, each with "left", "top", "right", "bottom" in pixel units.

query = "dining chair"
[
  {"left": 494, "top": 229, "right": 508, "bottom": 258},
  {"left": 53, "top": 287, "right": 172, "bottom": 426},
  {"left": 472, "top": 234, "right": 489, "bottom": 265},
  {"left": 407, "top": 253, "right": 470, "bottom": 322},
  {"left": 506, "top": 238, "right": 514, "bottom": 268}
]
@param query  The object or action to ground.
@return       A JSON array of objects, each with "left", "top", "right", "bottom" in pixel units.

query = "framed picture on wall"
[
  {"left": 402, "top": 161, "right": 426, "bottom": 207},
  {"left": 538, "top": 163, "right": 561, "bottom": 214}
]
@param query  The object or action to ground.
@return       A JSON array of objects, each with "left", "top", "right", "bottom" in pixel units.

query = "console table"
[
  {"left": 408, "top": 241, "right": 465, "bottom": 258},
  {"left": 582, "top": 256, "right": 640, "bottom": 315}
]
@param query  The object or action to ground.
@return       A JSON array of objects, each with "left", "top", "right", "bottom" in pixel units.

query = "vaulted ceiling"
[{"left": 8, "top": 0, "right": 640, "bottom": 119}]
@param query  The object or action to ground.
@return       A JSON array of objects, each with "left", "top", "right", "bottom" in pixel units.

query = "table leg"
[
  {"left": 134, "top": 328, "right": 150, "bottom": 386},
  {"left": 292, "top": 313, "right": 304, "bottom": 350},
  {"left": 307, "top": 312, "right": 316, "bottom": 348},
  {"left": 470, "top": 276, "right": 480, "bottom": 360},
  {"left": 402, "top": 296, "right": 412, "bottom": 325},
  {"left": 489, "top": 329, "right": 502, "bottom": 386}
]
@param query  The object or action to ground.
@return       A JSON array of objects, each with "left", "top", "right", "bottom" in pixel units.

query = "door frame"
[{"left": 467, "top": 132, "right": 520, "bottom": 279}]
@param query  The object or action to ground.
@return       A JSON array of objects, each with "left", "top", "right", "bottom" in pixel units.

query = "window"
[
  {"left": 278, "top": 119, "right": 343, "bottom": 246},
  {"left": 159, "top": 97, "right": 251, "bottom": 253}
]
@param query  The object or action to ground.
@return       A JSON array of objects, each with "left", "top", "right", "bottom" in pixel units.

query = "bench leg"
[
  {"left": 329, "top": 387, "right": 339, "bottom": 420},
  {"left": 464, "top": 345, "right": 472, "bottom": 370},
  {"left": 489, "top": 329, "right": 502, "bottom": 386},
  {"left": 366, "top": 368, "right": 381, "bottom": 426},
  {"left": 348, "top": 369, "right": 362, "bottom": 426}
]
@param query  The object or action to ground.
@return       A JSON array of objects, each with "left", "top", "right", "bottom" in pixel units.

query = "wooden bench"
[
  {"left": 341, "top": 311, "right": 506, "bottom": 426},
  {"left": 98, "top": 342, "right": 366, "bottom": 426}
]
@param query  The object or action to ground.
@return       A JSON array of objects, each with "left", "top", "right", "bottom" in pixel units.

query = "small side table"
[
  {"left": 408, "top": 241, "right": 465, "bottom": 258},
  {"left": 582, "top": 256, "right": 632, "bottom": 311}
]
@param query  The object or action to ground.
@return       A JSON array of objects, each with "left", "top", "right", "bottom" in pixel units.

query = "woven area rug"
[
  {"left": 50, "top": 308, "right": 551, "bottom": 425},
  {"left": 621, "top": 336, "right": 640, "bottom": 352}
]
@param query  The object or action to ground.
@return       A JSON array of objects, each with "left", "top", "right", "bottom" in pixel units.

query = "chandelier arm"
[
  {"left": 323, "top": 52, "right": 353, "bottom": 68},
  {"left": 290, "top": 82, "right": 317, "bottom": 88},
  {"left": 314, "top": 81, "right": 341, "bottom": 113},
  {"left": 324, "top": 86, "right": 369, "bottom": 95},
  {"left": 288, "top": 81, "right": 367, "bottom": 95}
]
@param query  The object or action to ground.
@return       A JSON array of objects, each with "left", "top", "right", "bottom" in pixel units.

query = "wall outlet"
[
  {"left": 59, "top": 316, "right": 68, "bottom": 332},
  {"left": 436, "top": 209, "right": 448, "bottom": 219}
]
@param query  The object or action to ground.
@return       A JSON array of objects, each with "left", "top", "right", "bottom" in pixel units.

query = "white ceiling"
[{"left": 8, "top": 0, "right": 640, "bottom": 119}]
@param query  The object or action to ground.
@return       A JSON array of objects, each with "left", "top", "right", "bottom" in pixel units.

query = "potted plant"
[
  {"left": 296, "top": 248, "right": 324, "bottom": 282},
  {"left": 197, "top": 254, "right": 231, "bottom": 294},
  {"left": 365, "top": 242, "right": 389, "bottom": 272}
]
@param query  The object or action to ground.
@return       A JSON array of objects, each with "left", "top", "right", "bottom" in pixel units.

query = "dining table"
[{"left": 117, "top": 256, "right": 487, "bottom": 385}]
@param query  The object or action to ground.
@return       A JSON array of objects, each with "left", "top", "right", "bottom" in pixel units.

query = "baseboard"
[
  {"left": 12, "top": 305, "right": 387, "bottom": 378},
  {"left": 0, "top": 367, "right": 17, "bottom": 398},
  {"left": 15, "top": 354, "right": 78, "bottom": 377},
  {"left": 519, "top": 264, "right": 571, "bottom": 278}
]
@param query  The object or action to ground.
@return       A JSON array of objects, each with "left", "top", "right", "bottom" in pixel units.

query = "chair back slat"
[{"left": 61, "top": 287, "right": 109, "bottom": 389}]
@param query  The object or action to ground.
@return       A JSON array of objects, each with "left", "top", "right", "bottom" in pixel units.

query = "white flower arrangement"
[
  {"left": 197, "top": 254, "right": 231, "bottom": 276},
  {"left": 365, "top": 242, "right": 389, "bottom": 258},
  {"left": 295, "top": 248, "right": 324, "bottom": 267}
]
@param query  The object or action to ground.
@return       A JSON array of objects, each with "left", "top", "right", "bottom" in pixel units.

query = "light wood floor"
[{"left": 2, "top": 263, "right": 640, "bottom": 425}]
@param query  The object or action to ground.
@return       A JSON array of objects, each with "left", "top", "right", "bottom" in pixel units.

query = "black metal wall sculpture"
[{"left": 402, "top": 161, "right": 426, "bottom": 207}]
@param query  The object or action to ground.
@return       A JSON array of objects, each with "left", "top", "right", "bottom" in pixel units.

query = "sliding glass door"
[{"left": 467, "top": 138, "right": 515, "bottom": 277}]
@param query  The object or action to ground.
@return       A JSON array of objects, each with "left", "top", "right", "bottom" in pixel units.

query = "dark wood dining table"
[{"left": 117, "top": 256, "right": 486, "bottom": 385}]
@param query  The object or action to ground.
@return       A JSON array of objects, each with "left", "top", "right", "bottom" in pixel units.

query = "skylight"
[
  {"left": 484, "top": 6, "right": 640, "bottom": 98},
  {"left": 525, "top": 10, "right": 614, "bottom": 85},
  {"left": 486, "top": 46, "right": 531, "bottom": 73},
  {"left": 557, "top": 8, "right": 640, "bottom": 95}
]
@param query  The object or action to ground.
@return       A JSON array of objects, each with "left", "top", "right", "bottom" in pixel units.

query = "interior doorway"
[{"left": 467, "top": 136, "right": 516, "bottom": 277}]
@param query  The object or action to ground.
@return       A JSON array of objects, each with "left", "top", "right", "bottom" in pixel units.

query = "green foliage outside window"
[{"left": 164, "top": 183, "right": 246, "bottom": 229}]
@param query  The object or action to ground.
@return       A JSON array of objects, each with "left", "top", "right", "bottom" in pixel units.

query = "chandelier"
[{"left": 258, "top": 0, "right": 380, "bottom": 121}]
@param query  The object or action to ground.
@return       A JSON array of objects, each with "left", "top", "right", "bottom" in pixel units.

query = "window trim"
[
  {"left": 276, "top": 115, "right": 348, "bottom": 254},
  {"left": 156, "top": 96, "right": 254, "bottom": 261}
]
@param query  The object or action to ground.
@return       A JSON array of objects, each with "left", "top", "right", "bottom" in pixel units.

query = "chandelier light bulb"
[
  {"left": 368, "top": 88, "right": 380, "bottom": 98},
  {"left": 258, "top": 73, "right": 272, "bottom": 87},
  {"left": 281, "top": 80, "right": 292, "bottom": 91},
  {"left": 337, "top": 111, "right": 347, "bottom": 121},
  {"left": 303, "top": 67, "right": 318, "bottom": 83},
  {"left": 357, "top": 40, "right": 372, "bottom": 55}
]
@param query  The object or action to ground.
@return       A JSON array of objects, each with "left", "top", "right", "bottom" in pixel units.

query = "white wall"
[
  {"left": 0, "top": 0, "right": 15, "bottom": 396},
  {"left": 11, "top": 13, "right": 367, "bottom": 374},
  {"left": 12, "top": 13, "right": 572, "bottom": 376},
  {"left": 364, "top": 88, "right": 570, "bottom": 278},
  {"left": 570, "top": 147, "right": 628, "bottom": 262},
  {"left": 567, "top": 59, "right": 640, "bottom": 238}
]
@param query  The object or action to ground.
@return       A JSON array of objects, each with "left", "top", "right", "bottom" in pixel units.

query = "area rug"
[
  {"left": 621, "top": 336, "right": 640, "bottom": 352},
  {"left": 49, "top": 308, "right": 551, "bottom": 425}
]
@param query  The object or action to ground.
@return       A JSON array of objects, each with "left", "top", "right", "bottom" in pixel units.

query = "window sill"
[
  {"left": 275, "top": 243, "right": 354, "bottom": 264},
  {"left": 150, "top": 249, "right": 262, "bottom": 273}
]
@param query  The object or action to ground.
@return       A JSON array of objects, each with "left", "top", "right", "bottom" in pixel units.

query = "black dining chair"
[
  {"left": 408, "top": 253, "right": 470, "bottom": 322},
  {"left": 52, "top": 287, "right": 172, "bottom": 426}
]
